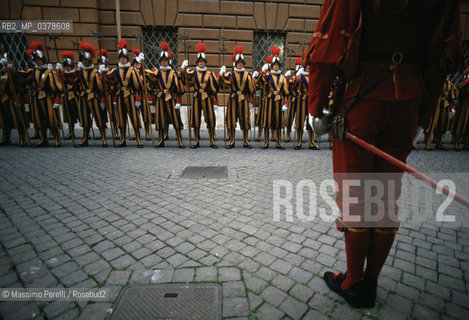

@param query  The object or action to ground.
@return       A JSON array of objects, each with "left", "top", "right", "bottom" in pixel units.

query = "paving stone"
[
  {"left": 106, "top": 270, "right": 131, "bottom": 286},
  {"left": 218, "top": 267, "right": 241, "bottom": 281},
  {"left": 255, "top": 302, "right": 284, "bottom": 320},
  {"left": 260, "top": 286, "right": 288, "bottom": 307},
  {"left": 172, "top": 268, "right": 194, "bottom": 282},
  {"left": 195, "top": 267, "right": 217, "bottom": 282},
  {"left": 279, "top": 296, "right": 308, "bottom": 319},
  {"left": 222, "top": 297, "right": 249, "bottom": 318}
]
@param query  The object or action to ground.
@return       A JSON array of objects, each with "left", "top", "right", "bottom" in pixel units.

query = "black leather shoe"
[
  {"left": 276, "top": 145, "right": 285, "bottom": 150},
  {"left": 210, "top": 144, "right": 217, "bottom": 149},
  {"left": 226, "top": 143, "right": 235, "bottom": 149},
  {"left": 295, "top": 145, "right": 302, "bottom": 150},
  {"left": 261, "top": 144, "right": 268, "bottom": 150},
  {"left": 243, "top": 144, "right": 253, "bottom": 149},
  {"left": 323, "top": 271, "right": 376, "bottom": 308},
  {"left": 154, "top": 141, "right": 164, "bottom": 148},
  {"left": 178, "top": 144, "right": 185, "bottom": 149},
  {"left": 191, "top": 142, "right": 199, "bottom": 149},
  {"left": 115, "top": 141, "right": 127, "bottom": 148},
  {"left": 309, "top": 145, "right": 319, "bottom": 150}
]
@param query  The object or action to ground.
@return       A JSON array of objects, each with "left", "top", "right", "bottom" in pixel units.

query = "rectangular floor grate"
[
  {"left": 181, "top": 166, "right": 227, "bottom": 179},
  {"left": 109, "top": 283, "right": 221, "bottom": 320}
]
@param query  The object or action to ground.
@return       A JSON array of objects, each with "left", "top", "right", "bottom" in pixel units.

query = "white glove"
[
  {"left": 56, "top": 63, "right": 62, "bottom": 71},
  {"left": 113, "top": 101, "right": 117, "bottom": 107},
  {"left": 413, "top": 126, "right": 424, "bottom": 146},
  {"left": 284, "top": 70, "right": 291, "bottom": 77},
  {"left": 100, "top": 102, "right": 106, "bottom": 110},
  {"left": 47, "top": 63, "right": 53, "bottom": 70},
  {"left": 137, "top": 52, "right": 145, "bottom": 63},
  {"left": 213, "top": 105, "right": 218, "bottom": 110},
  {"left": 98, "top": 64, "right": 107, "bottom": 75},
  {"left": 181, "top": 60, "right": 189, "bottom": 70},
  {"left": 253, "top": 71, "right": 259, "bottom": 78},
  {"left": 219, "top": 65, "right": 226, "bottom": 77},
  {"left": 148, "top": 100, "right": 153, "bottom": 105},
  {"left": 53, "top": 103, "right": 61, "bottom": 109},
  {"left": 450, "top": 109, "right": 456, "bottom": 119},
  {"left": 296, "top": 67, "right": 304, "bottom": 78},
  {"left": 24, "top": 103, "right": 30, "bottom": 112},
  {"left": 308, "top": 114, "right": 314, "bottom": 132},
  {"left": 175, "top": 103, "right": 181, "bottom": 110},
  {"left": 135, "top": 100, "right": 141, "bottom": 108},
  {"left": 249, "top": 102, "right": 253, "bottom": 110},
  {"left": 261, "top": 63, "right": 269, "bottom": 73},
  {"left": 282, "top": 104, "right": 288, "bottom": 112},
  {"left": 78, "top": 62, "right": 83, "bottom": 69}
]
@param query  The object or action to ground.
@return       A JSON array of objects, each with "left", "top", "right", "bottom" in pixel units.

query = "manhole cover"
[
  {"left": 181, "top": 166, "right": 227, "bottom": 179},
  {"left": 109, "top": 283, "right": 221, "bottom": 320}
]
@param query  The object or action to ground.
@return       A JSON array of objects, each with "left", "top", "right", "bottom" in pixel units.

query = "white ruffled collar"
[
  {"left": 65, "top": 69, "right": 76, "bottom": 74},
  {"left": 118, "top": 62, "right": 130, "bottom": 68},
  {"left": 160, "top": 66, "right": 171, "bottom": 71},
  {"left": 271, "top": 70, "right": 281, "bottom": 75},
  {"left": 234, "top": 67, "right": 245, "bottom": 73},
  {"left": 83, "top": 64, "right": 95, "bottom": 70},
  {"left": 35, "top": 64, "right": 47, "bottom": 70},
  {"left": 196, "top": 66, "right": 207, "bottom": 72}
]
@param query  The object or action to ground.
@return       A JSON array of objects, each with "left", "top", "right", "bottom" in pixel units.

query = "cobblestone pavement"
[{"left": 0, "top": 130, "right": 468, "bottom": 320}]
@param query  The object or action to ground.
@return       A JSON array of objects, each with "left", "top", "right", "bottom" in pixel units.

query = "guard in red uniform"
[{"left": 306, "top": 0, "right": 462, "bottom": 308}]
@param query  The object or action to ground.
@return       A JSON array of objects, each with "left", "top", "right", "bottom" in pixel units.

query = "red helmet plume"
[
  {"left": 132, "top": 48, "right": 141, "bottom": 55},
  {"left": 97, "top": 49, "right": 109, "bottom": 58},
  {"left": 29, "top": 41, "right": 45, "bottom": 52},
  {"left": 232, "top": 45, "right": 245, "bottom": 65},
  {"left": 79, "top": 41, "right": 96, "bottom": 58},
  {"left": 118, "top": 39, "right": 128, "bottom": 50},
  {"left": 196, "top": 43, "right": 207, "bottom": 54},
  {"left": 61, "top": 50, "right": 74, "bottom": 60}
]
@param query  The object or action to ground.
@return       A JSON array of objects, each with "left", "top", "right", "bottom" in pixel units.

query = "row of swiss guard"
[{"left": 0, "top": 41, "right": 327, "bottom": 150}]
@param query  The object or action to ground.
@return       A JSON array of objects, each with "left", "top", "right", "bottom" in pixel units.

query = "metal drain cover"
[
  {"left": 181, "top": 166, "right": 227, "bottom": 179},
  {"left": 109, "top": 283, "right": 221, "bottom": 320}
]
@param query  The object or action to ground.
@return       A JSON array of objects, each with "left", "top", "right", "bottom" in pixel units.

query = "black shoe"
[
  {"left": 78, "top": 140, "right": 89, "bottom": 147},
  {"left": 210, "top": 144, "right": 217, "bottom": 149},
  {"left": 243, "top": 144, "right": 253, "bottom": 149},
  {"left": 226, "top": 143, "right": 235, "bottom": 149},
  {"left": 323, "top": 271, "right": 376, "bottom": 309},
  {"left": 34, "top": 139, "right": 48, "bottom": 148},
  {"left": 115, "top": 141, "right": 127, "bottom": 148},
  {"left": 309, "top": 145, "right": 319, "bottom": 150},
  {"left": 276, "top": 145, "right": 285, "bottom": 150},
  {"left": 261, "top": 144, "right": 268, "bottom": 150},
  {"left": 154, "top": 141, "right": 165, "bottom": 148},
  {"left": 178, "top": 144, "right": 185, "bottom": 149},
  {"left": 102, "top": 143, "right": 108, "bottom": 148},
  {"left": 191, "top": 142, "right": 199, "bottom": 149},
  {"left": 295, "top": 145, "right": 302, "bottom": 150}
]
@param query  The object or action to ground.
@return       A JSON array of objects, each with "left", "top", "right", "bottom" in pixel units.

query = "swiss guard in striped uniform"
[
  {"left": 104, "top": 39, "right": 143, "bottom": 148},
  {"left": 293, "top": 62, "right": 318, "bottom": 149},
  {"left": 181, "top": 43, "right": 219, "bottom": 148},
  {"left": 15, "top": 42, "right": 63, "bottom": 147},
  {"left": 56, "top": 50, "right": 79, "bottom": 141},
  {"left": 145, "top": 41, "right": 184, "bottom": 148},
  {"left": 258, "top": 45, "right": 290, "bottom": 149},
  {"left": 219, "top": 45, "right": 255, "bottom": 149},
  {"left": 0, "top": 52, "right": 28, "bottom": 147},
  {"left": 76, "top": 41, "right": 107, "bottom": 147}
]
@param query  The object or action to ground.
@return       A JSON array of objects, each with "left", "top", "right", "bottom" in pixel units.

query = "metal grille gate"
[
  {"left": 449, "top": 40, "right": 469, "bottom": 85},
  {"left": 253, "top": 31, "right": 286, "bottom": 73},
  {"left": 0, "top": 33, "right": 29, "bottom": 69},
  {"left": 142, "top": 27, "right": 179, "bottom": 70}
]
